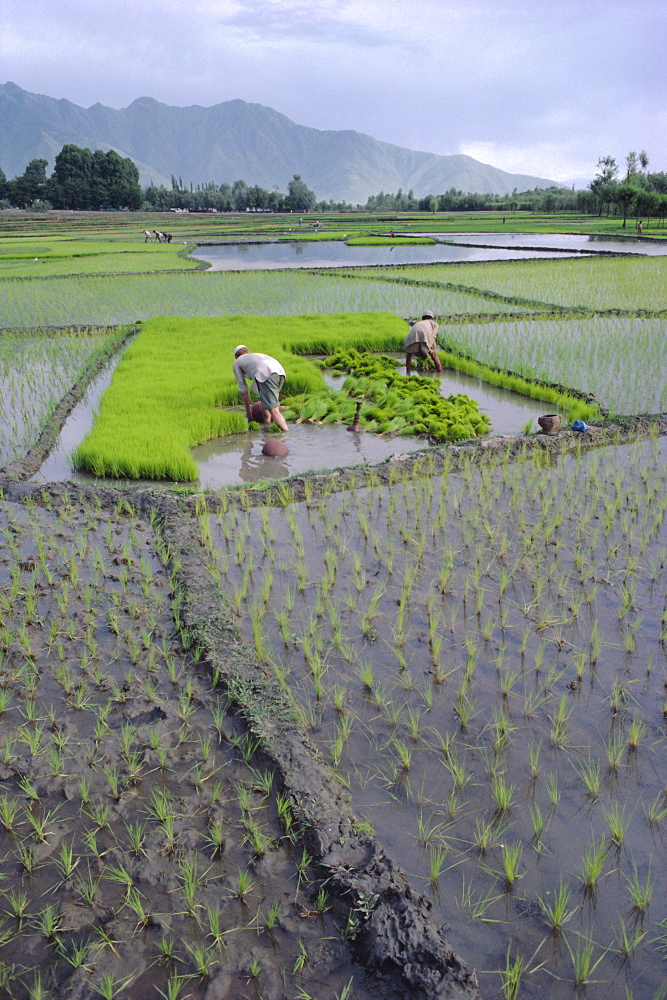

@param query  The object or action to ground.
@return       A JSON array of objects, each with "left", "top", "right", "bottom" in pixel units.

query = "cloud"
[{"left": 0, "top": 0, "right": 664, "bottom": 185}]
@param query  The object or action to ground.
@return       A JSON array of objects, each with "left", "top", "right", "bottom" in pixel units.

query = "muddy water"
[
  {"left": 0, "top": 496, "right": 383, "bottom": 1000},
  {"left": 210, "top": 437, "right": 667, "bottom": 999}
]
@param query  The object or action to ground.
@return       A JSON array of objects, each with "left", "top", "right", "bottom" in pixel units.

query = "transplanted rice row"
[
  {"left": 0, "top": 326, "right": 128, "bottom": 467},
  {"left": 0, "top": 492, "right": 382, "bottom": 1000},
  {"left": 206, "top": 434, "right": 667, "bottom": 1000}
]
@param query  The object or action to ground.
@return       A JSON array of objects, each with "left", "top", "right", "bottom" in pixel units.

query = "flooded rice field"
[
  {"left": 33, "top": 360, "right": 549, "bottom": 489},
  {"left": 191, "top": 232, "right": 667, "bottom": 271},
  {"left": 190, "top": 241, "right": 594, "bottom": 271},
  {"left": 208, "top": 434, "right": 667, "bottom": 999},
  {"left": 425, "top": 233, "right": 667, "bottom": 256},
  {"left": 0, "top": 494, "right": 383, "bottom": 1000}
]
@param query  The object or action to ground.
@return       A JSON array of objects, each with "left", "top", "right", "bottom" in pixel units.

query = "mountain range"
[{"left": 0, "top": 82, "right": 559, "bottom": 204}]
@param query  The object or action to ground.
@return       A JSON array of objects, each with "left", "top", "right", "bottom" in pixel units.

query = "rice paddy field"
[
  {"left": 0, "top": 209, "right": 666, "bottom": 999},
  {"left": 207, "top": 434, "right": 667, "bottom": 999},
  {"left": 0, "top": 328, "right": 127, "bottom": 468}
]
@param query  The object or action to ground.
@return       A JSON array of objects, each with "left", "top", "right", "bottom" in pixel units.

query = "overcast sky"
[{"left": 1, "top": 0, "right": 664, "bottom": 187}]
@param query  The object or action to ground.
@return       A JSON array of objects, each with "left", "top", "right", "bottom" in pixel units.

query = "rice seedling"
[
  {"left": 627, "top": 713, "right": 647, "bottom": 751},
  {"left": 645, "top": 791, "right": 667, "bottom": 826},
  {"left": 564, "top": 932, "right": 608, "bottom": 987},
  {"left": 603, "top": 800, "right": 632, "bottom": 848},
  {"left": 155, "top": 974, "right": 192, "bottom": 1000},
  {"left": 527, "top": 740, "right": 541, "bottom": 780},
  {"left": 605, "top": 731, "right": 626, "bottom": 771},
  {"left": 0, "top": 794, "right": 20, "bottom": 833},
  {"left": 537, "top": 880, "right": 578, "bottom": 933},
  {"left": 232, "top": 868, "right": 256, "bottom": 901},
  {"left": 499, "top": 841, "right": 524, "bottom": 891},
  {"left": 577, "top": 835, "right": 609, "bottom": 893},
  {"left": 612, "top": 915, "right": 648, "bottom": 961},
  {"left": 34, "top": 903, "right": 63, "bottom": 944},
  {"left": 90, "top": 971, "right": 136, "bottom": 999},
  {"left": 497, "top": 942, "right": 526, "bottom": 1000},
  {"left": 427, "top": 846, "right": 449, "bottom": 888},
  {"left": 59, "top": 937, "right": 93, "bottom": 972},
  {"left": 54, "top": 840, "right": 80, "bottom": 887},
  {"left": 490, "top": 773, "right": 515, "bottom": 815},
  {"left": 5, "top": 888, "right": 29, "bottom": 924},
  {"left": 74, "top": 863, "right": 101, "bottom": 906},
  {"left": 293, "top": 937, "right": 309, "bottom": 974},
  {"left": 573, "top": 754, "right": 602, "bottom": 799},
  {"left": 625, "top": 860, "right": 653, "bottom": 915}
]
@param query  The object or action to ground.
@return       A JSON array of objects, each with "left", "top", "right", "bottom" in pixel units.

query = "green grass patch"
[{"left": 345, "top": 236, "right": 436, "bottom": 246}]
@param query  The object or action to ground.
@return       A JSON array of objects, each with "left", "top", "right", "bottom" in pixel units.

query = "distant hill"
[{"left": 0, "top": 82, "right": 560, "bottom": 203}]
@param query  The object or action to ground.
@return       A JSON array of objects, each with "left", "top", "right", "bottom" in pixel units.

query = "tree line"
[
  {"left": 588, "top": 151, "right": 667, "bottom": 227},
  {"left": 1, "top": 144, "right": 665, "bottom": 225},
  {"left": 146, "top": 174, "right": 317, "bottom": 213},
  {"left": 0, "top": 145, "right": 142, "bottom": 210}
]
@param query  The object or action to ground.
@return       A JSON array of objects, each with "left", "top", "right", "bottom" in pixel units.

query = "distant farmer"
[
  {"left": 232, "top": 346, "right": 289, "bottom": 432},
  {"left": 404, "top": 311, "right": 443, "bottom": 374}
]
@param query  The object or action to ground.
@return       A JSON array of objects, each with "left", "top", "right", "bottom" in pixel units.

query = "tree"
[
  {"left": 9, "top": 158, "right": 49, "bottom": 207},
  {"left": 286, "top": 175, "right": 316, "bottom": 212},
  {"left": 50, "top": 145, "right": 93, "bottom": 209},
  {"left": 589, "top": 156, "right": 618, "bottom": 216},
  {"left": 625, "top": 151, "right": 638, "bottom": 182},
  {"left": 614, "top": 183, "right": 637, "bottom": 228}
]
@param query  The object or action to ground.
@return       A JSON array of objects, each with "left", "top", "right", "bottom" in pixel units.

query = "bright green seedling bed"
[
  {"left": 282, "top": 349, "right": 490, "bottom": 442},
  {"left": 74, "top": 313, "right": 408, "bottom": 480},
  {"left": 345, "top": 236, "right": 436, "bottom": 246}
]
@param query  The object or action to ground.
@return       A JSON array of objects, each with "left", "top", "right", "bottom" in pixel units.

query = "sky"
[{"left": 1, "top": 0, "right": 664, "bottom": 188}]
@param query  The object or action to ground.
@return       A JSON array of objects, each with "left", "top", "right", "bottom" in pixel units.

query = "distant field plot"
[
  {"left": 443, "top": 316, "right": 667, "bottom": 415},
  {"left": 0, "top": 329, "right": 122, "bottom": 466},
  {"left": 0, "top": 239, "right": 199, "bottom": 277},
  {"left": 0, "top": 270, "right": 535, "bottom": 328},
  {"left": 354, "top": 256, "right": 667, "bottom": 312}
]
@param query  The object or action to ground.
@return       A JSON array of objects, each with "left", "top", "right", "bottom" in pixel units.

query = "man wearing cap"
[
  {"left": 404, "top": 311, "right": 443, "bottom": 374},
  {"left": 232, "top": 346, "right": 289, "bottom": 432}
]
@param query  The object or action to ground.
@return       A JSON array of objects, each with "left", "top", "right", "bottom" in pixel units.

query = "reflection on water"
[{"left": 193, "top": 423, "right": 426, "bottom": 488}]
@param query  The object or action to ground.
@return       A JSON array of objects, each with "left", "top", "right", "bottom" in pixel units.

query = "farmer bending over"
[
  {"left": 232, "top": 346, "right": 289, "bottom": 432},
  {"left": 404, "top": 310, "right": 442, "bottom": 374}
]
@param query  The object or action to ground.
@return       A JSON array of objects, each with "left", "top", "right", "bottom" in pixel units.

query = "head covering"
[
  {"left": 422, "top": 310, "right": 434, "bottom": 319},
  {"left": 233, "top": 345, "right": 248, "bottom": 358}
]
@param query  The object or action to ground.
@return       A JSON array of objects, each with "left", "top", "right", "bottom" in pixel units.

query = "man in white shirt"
[{"left": 232, "top": 346, "right": 289, "bottom": 432}]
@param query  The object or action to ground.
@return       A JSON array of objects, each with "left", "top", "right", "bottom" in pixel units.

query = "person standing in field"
[
  {"left": 404, "top": 311, "right": 443, "bottom": 374},
  {"left": 232, "top": 346, "right": 289, "bottom": 431}
]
